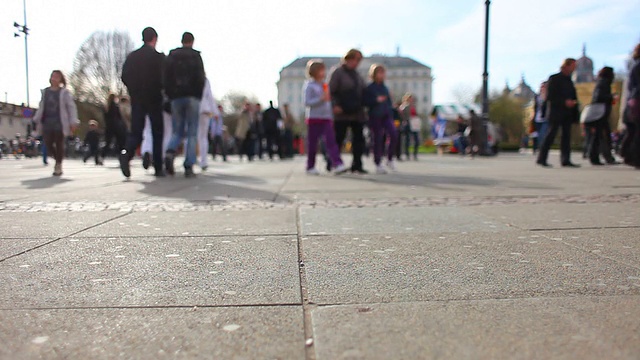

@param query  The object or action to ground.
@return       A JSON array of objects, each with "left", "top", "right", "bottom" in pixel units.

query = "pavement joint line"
[
  {"left": 529, "top": 225, "right": 640, "bottom": 232},
  {"left": 66, "top": 233, "right": 299, "bottom": 239},
  {"left": 295, "top": 205, "right": 316, "bottom": 360},
  {"left": 0, "top": 211, "right": 132, "bottom": 263},
  {"left": 0, "top": 303, "right": 303, "bottom": 311},
  {"left": 273, "top": 161, "right": 296, "bottom": 203},
  {"left": 309, "top": 293, "right": 640, "bottom": 308}
]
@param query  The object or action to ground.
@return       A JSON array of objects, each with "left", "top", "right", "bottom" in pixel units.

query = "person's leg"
[
  {"left": 537, "top": 121, "right": 559, "bottom": 165},
  {"left": 197, "top": 114, "right": 210, "bottom": 167},
  {"left": 101, "top": 126, "right": 114, "bottom": 158},
  {"left": 369, "top": 118, "right": 383, "bottom": 166},
  {"left": 588, "top": 123, "right": 602, "bottom": 164},
  {"left": 306, "top": 123, "right": 322, "bottom": 170},
  {"left": 41, "top": 139, "right": 48, "bottom": 165},
  {"left": 162, "top": 112, "right": 173, "bottom": 154},
  {"left": 412, "top": 131, "right": 420, "bottom": 158},
  {"left": 322, "top": 122, "right": 344, "bottom": 167},
  {"left": 124, "top": 102, "right": 146, "bottom": 160},
  {"left": 148, "top": 104, "right": 165, "bottom": 173},
  {"left": 560, "top": 120, "right": 572, "bottom": 165},
  {"left": 600, "top": 120, "right": 615, "bottom": 163},
  {"left": 236, "top": 137, "right": 244, "bottom": 160},
  {"left": 351, "top": 121, "right": 365, "bottom": 170},
  {"left": 183, "top": 97, "right": 200, "bottom": 170},
  {"left": 93, "top": 147, "right": 101, "bottom": 164},
  {"left": 384, "top": 118, "right": 398, "bottom": 162},
  {"left": 54, "top": 131, "right": 65, "bottom": 168},
  {"left": 167, "top": 99, "right": 186, "bottom": 154},
  {"left": 266, "top": 134, "right": 274, "bottom": 160},
  {"left": 140, "top": 117, "right": 153, "bottom": 155}
]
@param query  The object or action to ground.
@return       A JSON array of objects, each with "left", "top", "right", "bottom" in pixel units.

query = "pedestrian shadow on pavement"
[
  {"left": 135, "top": 173, "right": 289, "bottom": 203},
  {"left": 21, "top": 177, "right": 73, "bottom": 189},
  {"left": 332, "top": 172, "right": 560, "bottom": 191}
]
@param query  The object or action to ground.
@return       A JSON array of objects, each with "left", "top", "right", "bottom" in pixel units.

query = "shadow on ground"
[
  {"left": 21, "top": 177, "right": 73, "bottom": 189},
  {"left": 135, "top": 173, "right": 289, "bottom": 203}
]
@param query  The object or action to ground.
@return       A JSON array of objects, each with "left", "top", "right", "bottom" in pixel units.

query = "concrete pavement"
[{"left": 0, "top": 153, "right": 639, "bottom": 359}]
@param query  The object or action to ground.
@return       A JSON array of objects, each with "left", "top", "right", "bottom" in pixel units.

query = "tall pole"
[
  {"left": 23, "top": 0, "right": 29, "bottom": 107},
  {"left": 481, "top": 0, "right": 491, "bottom": 155}
]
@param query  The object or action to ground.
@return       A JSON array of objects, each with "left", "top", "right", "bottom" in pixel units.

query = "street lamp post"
[
  {"left": 14, "top": 0, "right": 30, "bottom": 107},
  {"left": 481, "top": 0, "right": 491, "bottom": 155}
]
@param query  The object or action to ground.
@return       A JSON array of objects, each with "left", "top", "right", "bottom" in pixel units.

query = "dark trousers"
[
  {"left": 334, "top": 120, "right": 365, "bottom": 170},
  {"left": 370, "top": 117, "right": 397, "bottom": 165},
  {"left": 125, "top": 102, "right": 164, "bottom": 172},
  {"left": 211, "top": 134, "right": 226, "bottom": 160},
  {"left": 43, "top": 130, "right": 65, "bottom": 165},
  {"left": 621, "top": 122, "right": 639, "bottom": 166},
  {"left": 257, "top": 135, "right": 265, "bottom": 159},
  {"left": 405, "top": 131, "right": 420, "bottom": 158},
  {"left": 238, "top": 136, "right": 255, "bottom": 161},
  {"left": 537, "top": 120, "right": 572, "bottom": 165},
  {"left": 283, "top": 129, "right": 294, "bottom": 158},
  {"left": 265, "top": 132, "right": 283, "bottom": 160},
  {"left": 102, "top": 123, "right": 127, "bottom": 158},
  {"left": 586, "top": 122, "right": 602, "bottom": 163},
  {"left": 84, "top": 146, "right": 100, "bottom": 164}
]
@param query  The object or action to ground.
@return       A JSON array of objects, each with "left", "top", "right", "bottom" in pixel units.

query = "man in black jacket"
[
  {"left": 262, "top": 101, "right": 283, "bottom": 160},
  {"left": 163, "top": 32, "right": 206, "bottom": 178},
  {"left": 120, "top": 27, "right": 166, "bottom": 178},
  {"left": 537, "top": 58, "right": 580, "bottom": 168}
]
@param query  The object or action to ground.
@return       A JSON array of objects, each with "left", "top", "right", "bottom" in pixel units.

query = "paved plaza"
[{"left": 0, "top": 153, "right": 639, "bottom": 359}]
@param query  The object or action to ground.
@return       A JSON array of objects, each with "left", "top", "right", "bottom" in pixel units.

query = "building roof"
[{"left": 282, "top": 56, "right": 431, "bottom": 70}]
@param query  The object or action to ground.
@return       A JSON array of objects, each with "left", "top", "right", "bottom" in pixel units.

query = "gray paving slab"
[
  {"left": 74, "top": 209, "right": 297, "bottom": 237},
  {"left": 0, "top": 306, "right": 304, "bottom": 360},
  {"left": 0, "top": 211, "right": 126, "bottom": 239},
  {"left": 311, "top": 296, "right": 640, "bottom": 360},
  {"left": 471, "top": 202, "right": 640, "bottom": 230},
  {"left": 302, "top": 233, "right": 640, "bottom": 304},
  {"left": 300, "top": 207, "right": 511, "bottom": 235},
  {"left": 541, "top": 229, "right": 640, "bottom": 269},
  {"left": 0, "top": 236, "right": 300, "bottom": 308},
  {"left": 0, "top": 238, "right": 52, "bottom": 260}
]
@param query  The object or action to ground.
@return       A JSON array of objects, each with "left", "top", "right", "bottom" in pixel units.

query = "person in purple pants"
[
  {"left": 364, "top": 64, "right": 398, "bottom": 174},
  {"left": 303, "top": 60, "right": 349, "bottom": 175}
]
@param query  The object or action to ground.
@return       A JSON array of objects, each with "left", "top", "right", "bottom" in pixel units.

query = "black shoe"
[
  {"left": 562, "top": 162, "right": 581, "bottom": 168},
  {"left": 185, "top": 167, "right": 196, "bottom": 178},
  {"left": 352, "top": 168, "right": 368, "bottom": 174},
  {"left": 142, "top": 152, "right": 151, "bottom": 170},
  {"left": 591, "top": 161, "right": 605, "bottom": 166},
  {"left": 154, "top": 170, "right": 166, "bottom": 177},
  {"left": 164, "top": 152, "right": 175, "bottom": 176},
  {"left": 119, "top": 150, "right": 131, "bottom": 178},
  {"left": 536, "top": 161, "right": 552, "bottom": 168}
]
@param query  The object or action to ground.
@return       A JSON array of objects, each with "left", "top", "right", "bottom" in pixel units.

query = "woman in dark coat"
[
  {"left": 621, "top": 44, "right": 640, "bottom": 168},
  {"left": 586, "top": 67, "right": 615, "bottom": 165}
]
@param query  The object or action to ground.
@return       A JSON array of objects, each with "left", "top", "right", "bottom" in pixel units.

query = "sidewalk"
[{"left": 1, "top": 153, "right": 639, "bottom": 359}]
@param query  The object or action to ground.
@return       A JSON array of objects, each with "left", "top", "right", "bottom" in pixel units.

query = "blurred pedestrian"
[
  {"left": 263, "top": 101, "right": 284, "bottom": 160},
  {"left": 621, "top": 43, "right": 640, "bottom": 168},
  {"left": 83, "top": 119, "right": 103, "bottom": 165},
  {"left": 400, "top": 93, "right": 420, "bottom": 160},
  {"left": 33, "top": 70, "right": 78, "bottom": 176},
  {"left": 120, "top": 27, "right": 166, "bottom": 178},
  {"left": 235, "top": 102, "right": 255, "bottom": 161},
  {"left": 197, "top": 77, "right": 220, "bottom": 171},
  {"left": 101, "top": 94, "right": 127, "bottom": 159},
  {"left": 585, "top": 66, "right": 617, "bottom": 166},
  {"left": 364, "top": 64, "right": 397, "bottom": 173},
  {"left": 531, "top": 82, "right": 548, "bottom": 154},
  {"left": 211, "top": 105, "right": 227, "bottom": 162},
  {"left": 282, "top": 103, "right": 296, "bottom": 158}
]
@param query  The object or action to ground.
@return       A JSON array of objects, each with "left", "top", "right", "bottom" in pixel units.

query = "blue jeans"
[
  {"left": 533, "top": 121, "right": 548, "bottom": 152},
  {"left": 167, "top": 97, "right": 200, "bottom": 168}
]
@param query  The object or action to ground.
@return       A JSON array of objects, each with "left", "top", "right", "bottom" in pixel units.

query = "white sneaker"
[
  {"left": 376, "top": 165, "right": 388, "bottom": 174},
  {"left": 387, "top": 160, "right": 397, "bottom": 171},
  {"left": 306, "top": 168, "right": 320, "bottom": 175},
  {"left": 333, "top": 163, "right": 349, "bottom": 175}
]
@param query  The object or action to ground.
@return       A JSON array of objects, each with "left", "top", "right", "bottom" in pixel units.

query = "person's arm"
[
  {"left": 196, "top": 54, "right": 206, "bottom": 95},
  {"left": 546, "top": 75, "right": 559, "bottom": 107},
  {"left": 593, "top": 82, "right": 613, "bottom": 104},
  {"left": 363, "top": 85, "right": 377, "bottom": 108},
  {"left": 163, "top": 53, "right": 174, "bottom": 99},
  {"left": 65, "top": 89, "right": 79, "bottom": 127},
  {"left": 121, "top": 56, "right": 132, "bottom": 87},
  {"left": 329, "top": 69, "right": 342, "bottom": 112}
]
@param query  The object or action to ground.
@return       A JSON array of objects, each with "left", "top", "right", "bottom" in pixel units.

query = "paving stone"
[
  {"left": 0, "top": 306, "right": 304, "bottom": 360},
  {"left": 0, "top": 236, "right": 300, "bottom": 308},
  {"left": 0, "top": 238, "right": 53, "bottom": 260},
  {"left": 0, "top": 211, "right": 126, "bottom": 238},
  {"left": 300, "top": 207, "right": 511, "bottom": 235},
  {"left": 74, "top": 209, "right": 297, "bottom": 237},
  {"left": 311, "top": 296, "right": 640, "bottom": 360},
  {"left": 302, "top": 233, "right": 640, "bottom": 304}
]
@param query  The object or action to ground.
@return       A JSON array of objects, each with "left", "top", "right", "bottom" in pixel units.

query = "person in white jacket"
[
  {"left": 198, "top": 78, "right": 221, "bottom": 170},
  {"left": 140, "top": 109, "right": 172, "bottom": 170},
  {"left": 32, "top": 70, "right": 79, "bottom": 176}
]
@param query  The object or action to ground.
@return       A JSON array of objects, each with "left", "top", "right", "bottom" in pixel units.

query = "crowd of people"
[{"left": 25, "top": 27, "right": 640, "bottom": 178}]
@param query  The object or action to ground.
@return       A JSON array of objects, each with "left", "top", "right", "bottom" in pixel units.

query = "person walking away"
[
  {"left": 468, "top": 110, "right": 484, "bottom": 157},
  {"left": 235, "top": 102, "right": 255, "bottom": 161},
  {"left": 120, "top": 27, "right": 165, "bottom": 178},
  {"left": 197, "top": 77, "right": 220, "bottom": 170},
  {"left": 83, "top": 120, "right": 103, "bottom": 165},
  {"left": 536, "top": 58, "right": 580, "bottom": 168},
  {"left": 164, "top": 32, "right": 206, "bottom": 178},
  {"left": 400, "top": 93, "right": 420, "bottom": 160},
  {"left": 282, "top": 103, "right": 296, "bottom": 158},
  {"left": 254, "top": 103, "right": 265, "bottom": 159},
  {"left": 531, "top": 82, "right": 548, "bottom": 154},
  {"left": 101, "top": 94, "right": 127, "bottom": 159},
  {"left": 454, "top": 115, "right": 468, "bottom": 155},
  {"left": 329, "top": 49, "right": 368, "bottom": 173},
  {"left": 364, "top": 64, "right": 397, "bottom": 174},
  {"left": 304, "top": 60, "right": 349, "bottom": 175},
  {"left": 621, "top": 43, "right": 640, "bottom": 168},
  {"left": 392, "top": 103, "right": 404, "bottom": 161},
  {"left": 585, "top": 67, "right": 616, "bottom": 166},
  {"left": 263, "top": 101, "right": 284, "bottom": 160},
  {"left": 211, "top": 104, "right": 227, "bottom": 162},
  {"left": 32, "top": 70, "right": 78, "bottom": 176}
]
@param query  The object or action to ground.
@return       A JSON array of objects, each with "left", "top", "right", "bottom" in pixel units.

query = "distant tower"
[
  {"left": 396, "top": 45, "right": 400, "bottom": 56},
  {"left": 573, "top": 44, "right": 595, "bottom": 83},
  {"left": 510, "top": 74, "right": 535, "bottom": 102}
]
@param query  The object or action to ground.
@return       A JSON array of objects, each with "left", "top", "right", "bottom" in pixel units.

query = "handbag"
[
  {"left": 580, "top": 103, "right": 605, "bottom": 124},
  {"left": 409, "top": 116, "right": 422, "bottom": 132}
]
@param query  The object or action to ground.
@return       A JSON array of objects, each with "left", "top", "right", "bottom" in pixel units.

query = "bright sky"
[{"left": 1, "top": 0, "right": 638, "bottom": 108}]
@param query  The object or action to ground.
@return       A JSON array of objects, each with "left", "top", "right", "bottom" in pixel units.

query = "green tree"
[{"left": 489, "top": 94, "right": 525, "bottom": 146}]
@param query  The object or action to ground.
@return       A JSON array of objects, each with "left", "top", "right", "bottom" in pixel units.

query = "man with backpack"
[{"left": 163, "top": 32, "right": 206, "bottom": 178}]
